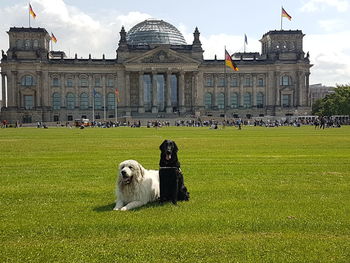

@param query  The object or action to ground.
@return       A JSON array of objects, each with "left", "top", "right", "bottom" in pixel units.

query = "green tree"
[{"left": 312, "top": 84, "right": 350, "bottom": 116}]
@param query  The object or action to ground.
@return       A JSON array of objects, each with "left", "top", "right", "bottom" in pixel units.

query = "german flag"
[
  {"left": 51, "top": 33, "right": 57, "bottom": 43},
  {"left": 225, "top": 49, "right": 239, "bottom": 71},
  {"left": 282, "top": 7, "right": 292, "bottom": 21},
  {"left": 29, "top": 4, "right": 36, "bottom": 19}
]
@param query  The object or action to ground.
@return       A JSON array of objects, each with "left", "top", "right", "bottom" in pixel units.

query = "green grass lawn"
[{"left": 0, "top": 125, "right": 349, "bottom": 263}]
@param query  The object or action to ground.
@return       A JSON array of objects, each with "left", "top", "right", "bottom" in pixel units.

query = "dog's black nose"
[{"left": 121, "top": 170, "right": 127, "bottom": 177}]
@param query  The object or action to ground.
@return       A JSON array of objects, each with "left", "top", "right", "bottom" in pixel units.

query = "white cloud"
[
  {"left": 304, "top": 31, "right": 350, "bottom": 86},
  {"left": 301, "top": 0, "right": 349, "bottom": 12},
  {"left": 318, "top": 19, "right": 345, "bottom": 31}
]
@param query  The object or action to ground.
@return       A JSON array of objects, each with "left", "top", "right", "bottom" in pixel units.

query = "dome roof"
[{"left": 126, "top": 19, "right": 187, "bottom": 46}]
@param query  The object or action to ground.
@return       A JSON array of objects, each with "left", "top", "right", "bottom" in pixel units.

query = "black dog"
[{"left": 159, "top": 140, "right": 189, "bottom": 204}]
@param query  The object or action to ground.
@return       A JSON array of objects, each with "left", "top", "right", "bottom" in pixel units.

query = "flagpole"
[
  {"left": 103, "top": 86, "right": 106, "bottom": 121},
  {"left": 115, "top": 99, "right": 118, "bottom": 124},
  {"left": 224, "top": 46, "right": 227, "bottom": 121},
  {"left": 244, "top": 36, "right": 246, "bottom": 53},
  {"left": 92, "top": 90, "right": 95, "bottom": 124},
  {"left": 281, "top": 6, "right": 283, "bottom": 30},
  {"left": 28, "top": 2, "right": 31, "bottom": 28}
]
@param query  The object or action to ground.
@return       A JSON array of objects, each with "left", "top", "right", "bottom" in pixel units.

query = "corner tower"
[
  {"left": 260, "top": 30, "right": 305, "bottom": 60},
  {"left": 6, "top": 27, "right": 51, "bottom": 60}
]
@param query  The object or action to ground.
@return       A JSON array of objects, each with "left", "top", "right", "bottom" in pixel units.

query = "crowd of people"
[{"left": 1, "top": 116, "right": 348, "bottom": 129}]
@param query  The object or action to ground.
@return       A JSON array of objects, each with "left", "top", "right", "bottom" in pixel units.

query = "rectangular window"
[
  {"left": 231, "top": 78, "right": 238, "bottom": 87},
  {"left": 107, "top": 78, "right": 114, "bottom": 87},
  {"left": 258, "top": 78, "right": 264, "bottom": 87},
  {"left": 282, "top": 94, "right": 291, "bottom": 107},
  {"left": 205, "top": 77, "right": 213, "bottom": 87},
  {"left": 95, "top": 78, "right": 101, "bottom": 87},
  {"left": 67, "top": 78, "right": 73, "bottom": 87},
  {"left": 244, "top": 77, "right": 252, "bottom": 87},
  {"left": 24, "top": 95, "right": 34, "bottom": 109},
  {"left": 53, "top": 78, "right": 60, "bottom": 87},
  {"left": 218, "top": 77, "right": 225, "bottom": 87}
]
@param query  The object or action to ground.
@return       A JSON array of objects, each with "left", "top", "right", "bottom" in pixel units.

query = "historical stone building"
[{"left": 0, "top": 19, "right": 312, "bottom": 123}]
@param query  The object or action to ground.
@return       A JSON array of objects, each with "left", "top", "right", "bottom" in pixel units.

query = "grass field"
[{"left": 0, "top": 125, "right": 350, "bottom": 262}]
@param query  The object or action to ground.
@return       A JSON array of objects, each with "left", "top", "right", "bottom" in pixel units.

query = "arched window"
[
  {"left": 80, "top": 93, "right": 89, "bottom": 110},
  {"left": 257, "top": 92, "right": 264, "bottom": 108},
  {"left": 21, "top": 75, "right": 35, "bottom": 86},
  {"left": 217, "top": 93, "right": 225, "bottom": 109},
  {"left": 52, "top": 93, "right": 61, "bottom": 110},
  {"left": 230, "top": 93, "right": 238, "bottom": 108},
  {"left": 107, "top": 93, "right": 115, "bottom": 110},
  {"left": 94, "top": 92, "right": 102, "bottom": 110},
  {"left": 66, "top": 93, "right": 75, "bottom": 110},
  {"left": 204, "top": 92, "right": 212, "bottom": 109},
  {"left": 243, "top": 93, "right": 252, "bottom": 108},
  {"left": 281, "top": 75, "right": 292, "bottom": 86}
]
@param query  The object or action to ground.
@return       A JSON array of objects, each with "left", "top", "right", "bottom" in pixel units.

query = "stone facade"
[{"left": 0, "top": 22, "right": 312, "bottom": 123}]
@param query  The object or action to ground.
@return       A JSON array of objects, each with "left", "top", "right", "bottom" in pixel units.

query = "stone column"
[
  {"left": 88, "top": 74, "right": 93, "bottom": 108},
  {"left": 226, "top": 75, "right": 230, "bottom": 109},
  {"left": 9, "top": 71, "right": 18, "bottom": 108},
  {"left": 102, "top": 75, "right": 106, "bottom": 120},
  {"left": 36, "top": 71, "right": 42, "bottom": 107},
  {"left": 42, "top": 71, "right": 49, "bottom": 108},
  {"left": 306, "top": 72, "right": 310, "bottom": 106},
  {"left": 275, "top": 72, "right": 280, "bottom": 106},
  {"left": 266, "top": 71, "right": 274, "bottom": 106},
  {"left": 61, "top": 74, "right": 65, "bottom": 108},
  {"left": 166, "top": 71, "right": 172, "bottom": 113},
  {"left": 239, "top": 74, "right": 244, "bottom": 107},
  {"left": 252, "top": 74, "right": 257, "bottom": 107},
  {"left": 151, "top": 72, "right": 158, "bottom": 113},
  {"left": 74, "top": 74, "right": 79, "bottom": 108},
  {"left": 138, "top": 72, "right": 145, "bottom": 113},
  {"left": 213, "top": 74, "right": 218, "bottom": 108},
  {"left": 1, "top": 73, "right": 6, "bottom": 107},
  {"left": 178, "top": 71, "right": 185, "bottom": 113},
  {"left": 125, "top": 72, "right": 131, "bottom": 116},
  {"left": 196, "top": 71, "right": 204, "bottom": 112}
]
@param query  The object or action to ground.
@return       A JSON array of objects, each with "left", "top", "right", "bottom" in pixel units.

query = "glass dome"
[{"left": 126, "top": 19, "right": 187, "bottom": 46}]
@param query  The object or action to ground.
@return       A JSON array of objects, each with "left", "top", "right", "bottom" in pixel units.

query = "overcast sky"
[{"left": 0, "top": 0, "right": 349, "bottom": 87}]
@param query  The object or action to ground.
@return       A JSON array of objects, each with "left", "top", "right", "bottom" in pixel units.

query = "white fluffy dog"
[{"left": 114, "top": 160, "right": 160, "bottom": 211}]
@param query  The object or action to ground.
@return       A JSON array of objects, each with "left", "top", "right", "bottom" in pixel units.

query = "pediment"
[{"left": 124, "top": 47, "right": 199, "bottom": 64}]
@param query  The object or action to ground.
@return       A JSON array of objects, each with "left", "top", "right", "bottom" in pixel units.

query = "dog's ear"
[
  {"left": 138, "top": 163, "right": 145, "bottom": 178},
  {"left": 159, "top": 140, "right": 167, "bottom": 151},
  {"left": 173, "top": 141, "right": 178, "bottom": 153}
]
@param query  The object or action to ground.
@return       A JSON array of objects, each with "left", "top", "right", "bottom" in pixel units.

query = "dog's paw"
[
  {"left": 120, "top": 206, "right": 128, "bottom": 211},
  {"left": 113, "top": 207, "right": 120, "bottom": 211}
]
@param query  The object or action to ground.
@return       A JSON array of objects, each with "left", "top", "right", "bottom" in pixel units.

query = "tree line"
[{"left": 312, "top": 85, "right": 350, "bottom": 116}]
